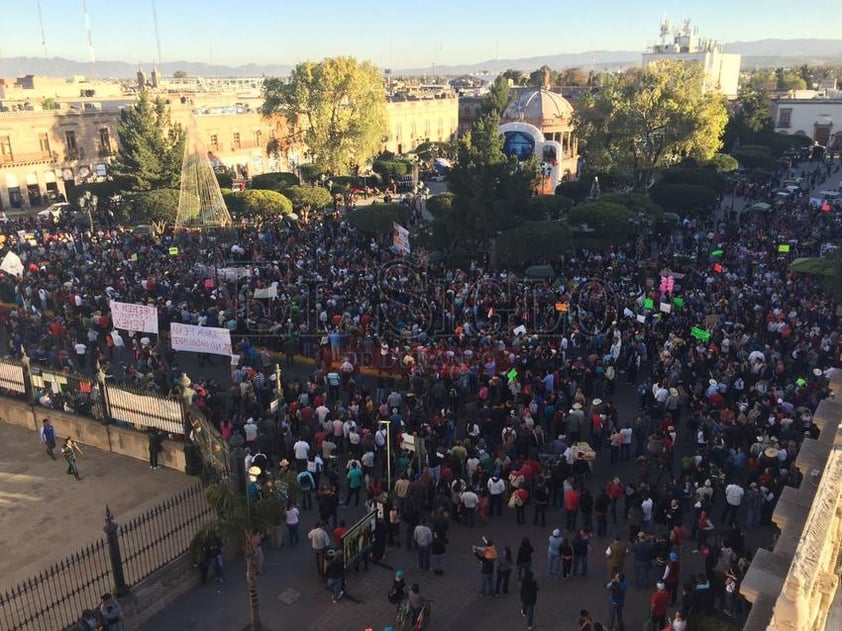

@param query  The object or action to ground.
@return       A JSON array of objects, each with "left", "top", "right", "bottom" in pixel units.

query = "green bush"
[
  {"left": 346, "top": 203, "right": 410, "bottom": 233},
  {"left": 251, "top": 171, "right": 299, "bottom": 192},
  {"left": 223, "top": 189, "right": 293, "bottom": 217},
  {"left": 659, "top": 167, "right": 728, "bottom": 194},
  {"left": 555, "top": 180, "right": 590, "bottom": 201},
  {"left": 649, "top": 182, "right": 719, "bottom": 214},
  {"left": 523, "top": 195, "right": 574, "bottom": 220},
  {"left": 299, "top": 164, "right": 321, "bottom": 184},
  {"left": 707, "top": 153, "right": 739, "bottom": 173},
  {"left": 567, "top": 201, "right": 633, "bottom": 240},
  {"left": 285, "top": 185, "right": 333, "bottom": 214},
  {"left": 426, "top": 193, "right": 455, "bottom": 219},
  {"left": 130, "top": 189, "right": 181, "bottom": 223},
  {"left": 373, "top": 159, "right": 412, "bottom": 178},
  {"left": 215, "top": 172, "right": 234, "bottom": 189},
  {"left": 496, "top": 221, "right": 571, "bottom": 267},
  {"left": 600, "top": 192, "right": 664, "bottom": 223},
  {"left": 732, "top": 146, "right": 775, "bottom": 170}
]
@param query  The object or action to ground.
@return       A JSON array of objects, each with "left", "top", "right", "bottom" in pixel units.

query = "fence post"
[
  {"left": 96, "top": 361, "right": 113, "bottom": 425},
  {"left": 104, "top": 506, "right": 129, "bottom": 596}
]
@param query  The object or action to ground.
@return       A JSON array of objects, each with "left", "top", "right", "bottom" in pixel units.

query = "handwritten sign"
[
  {"left": 170, "top": 323, "right": 232, "bottom": 356},
  {"left": 110, "top": 301, "right": 159, "bottom": 334}
]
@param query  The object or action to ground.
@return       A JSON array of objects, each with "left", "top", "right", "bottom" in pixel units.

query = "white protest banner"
[
  {"left": 170, "top": 323, "right": 232, "bottom": 356},
  {"left": 0, "top": 251, "right": 24, "bottom": 276},
  {"left": 110, "top": 300, "right": 159, "bottom": 334},
  {"left": 392, "top": 222, "right": 410, "bottom": 255},
  {"left": 253, "top": 286, "right": 278, "bottom": 299}
]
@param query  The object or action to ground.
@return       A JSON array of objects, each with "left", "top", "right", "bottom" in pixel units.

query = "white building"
[
  {"left": 771, "top": 98, "right": 842, "bottom": 149},
  {"left": 642, "top": 19, "right": 741, "bottom": 98}
]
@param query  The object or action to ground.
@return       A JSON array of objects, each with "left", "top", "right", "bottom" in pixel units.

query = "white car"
[{"left": 37, "top": 202, "right": 71, "bottom": 221}]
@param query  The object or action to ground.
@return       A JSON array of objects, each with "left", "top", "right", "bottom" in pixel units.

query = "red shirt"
[
  {"left": 333, "top": 527, "right": 347, "bottom": 544},
  {"left": 650, "top": 589, "right": 670, "bottom": 615},
  {"left": 606, "top": 481, "right": 623, "bottom": 501},
  {"left": 564, "top": 488, "right": 581, "bottom": 511}
]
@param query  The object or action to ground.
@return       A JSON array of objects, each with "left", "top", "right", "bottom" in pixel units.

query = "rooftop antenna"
[
  {"left": 82, "top": 0, "right": 96, "bottom": 77},
  {"left": 37, "top": 0, "right": 49, "bottom": 58},
  {"left": 151, "top": 0, "right": 163, "bottom": 63}
]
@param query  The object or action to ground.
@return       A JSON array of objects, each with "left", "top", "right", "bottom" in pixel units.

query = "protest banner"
[
  {"left": 170, "top": 323, "right": 232, "bottom": 356},
  {"left": 110, "top": 300, "right": 159, "bottom": 334},
  {"left": 392, "top": 222, "right": 410, "bottom": 255}
]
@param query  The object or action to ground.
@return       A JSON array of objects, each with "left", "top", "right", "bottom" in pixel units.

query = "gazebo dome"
[{"left": 501, "top": 89, "right": 575, "bottom": 129}]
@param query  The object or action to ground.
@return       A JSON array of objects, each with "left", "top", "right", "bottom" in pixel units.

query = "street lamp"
[
  {"left": 378, "top": 419, "right": 392, "bottom": 488},
  {"left": 77, "top": 191, "right": 97, "bottom": 233}
]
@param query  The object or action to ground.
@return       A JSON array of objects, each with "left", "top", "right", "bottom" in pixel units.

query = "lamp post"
[{"left": 378, "top": 419, "right": 392, "bottom": 487}]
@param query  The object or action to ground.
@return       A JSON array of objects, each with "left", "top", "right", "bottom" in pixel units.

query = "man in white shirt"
[
  {"left": 487, "top": 475, "right": 506, "bottom": 517},
  {"left": 293, "top": 436, "right": 310, "bottom": 471},
  {"left": 640, "top": 495, "right": 654, "bottom": 533},
  {"left": 722, "top": 482, "right": 744, "bottom": 527},
  {"left": 243, "top": 417, "right": 258, "bottom": 447},
  {"left": 460, "top": 488, "right": 479, "bottom": 528}
]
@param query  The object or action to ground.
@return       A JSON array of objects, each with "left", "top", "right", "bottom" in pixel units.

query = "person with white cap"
[
  {"left": 547, "top": 528, "right": 563, "bottom": 578},
  {"left": 649, "top": 580, "right": 670, "bottom": 629}
]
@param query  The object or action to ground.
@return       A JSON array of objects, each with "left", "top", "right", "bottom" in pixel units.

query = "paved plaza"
[{"left": 0, "top": 422, "right": 196, "bottom": 592}]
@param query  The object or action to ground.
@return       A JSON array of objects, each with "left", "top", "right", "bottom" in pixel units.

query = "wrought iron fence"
[
  {"left": 0, "top": 482, "right": 213, "bottom": 631},
  {"left": 0, "top": 541, "right": 112, "bottom": 631},
  {"left": 119, "top": 482, "right": 213, "bottom": 586}
]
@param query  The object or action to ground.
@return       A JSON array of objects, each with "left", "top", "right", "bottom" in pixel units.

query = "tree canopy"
[
  {"left": 284, "top": 185, "right": 332, "bottom": 222},
  {"left": 112, "top": 90, "right": 185, "bottom": 191},
  {"left": 223, "top": 190, "right": 293, "bottom": 217},
  {"left": 567, "top": 201, "right": 634, "bottom": 241},
  {"left": 576, "top": 60, "right": 728, "bottom": 190},
  {"left": 251, "top": 172, "right": 299, "bottom": 192},
  {"left": 496, "top": 221, "right": 571, "bottom": 268},
  {"left": 346, "top": 203, "right": 410, "bottom": 233},
  {"left": 261, "top": 57, "right": 387, "bottom": 175},
  {"left": 129, "top": 188, "right": 181, "bottom": 224}
]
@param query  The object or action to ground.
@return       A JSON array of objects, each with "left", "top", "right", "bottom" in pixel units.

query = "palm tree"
[{"left": 195, "top": 480, "right": 285, "bottom": 631}]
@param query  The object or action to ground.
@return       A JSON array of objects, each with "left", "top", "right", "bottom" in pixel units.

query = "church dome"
[{"left": 501, "top": 88, "right": 575, "bottom": 129}]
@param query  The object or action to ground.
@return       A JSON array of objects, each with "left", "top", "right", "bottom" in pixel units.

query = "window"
[
  {"left": 254, "top": 130, "right": 263, "bottom": 147},
  {"left": 98, "top": 128, "right": 112, "bottom": 155},
  {"left": 778, "top": 108, "right": 792, "bottom": 129},
  {"left": 65, "top": 130, "right": 78, "bottom": 159},
  {"left": 0, "top": 135, "right": 13, "bottom": 163},
  {"left": 38, "top": 133, "right": 51, "bottom": 156},
  {"left": 233, "top": 132, "right": 241, "bottom": 149},
  {"left": 210, "top": 134, "right": 219, "bottom": 150}
]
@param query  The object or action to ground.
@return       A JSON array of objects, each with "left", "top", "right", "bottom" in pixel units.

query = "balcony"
[
  {"left": 0, "top": 151, "right": 56, "bottom": 166},
  {"left": 98, "top": 146, "right": 115, "bottom": 158},
  {"left": 65, "top": 147, "right": 85, "bottom": 162}
]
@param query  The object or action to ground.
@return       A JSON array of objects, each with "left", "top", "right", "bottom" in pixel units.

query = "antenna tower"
[
  {"left": 37, "top": 0, "right": 49, "bottom": 58},
  {"left": 151, "top": 0, "right": 163, "bottom": 63}
]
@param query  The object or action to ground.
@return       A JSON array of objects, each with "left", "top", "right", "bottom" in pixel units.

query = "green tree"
[
  {"left": 262, "top": 57, "right": 387, "bottom": 175},
  {"left": 600, "top": 192, "right": 664, "bottom": 223},
  {"left": 446, "top": 113, "right": 533, "bottom": 251},
  {"left": 568, "top": 201, "right": 634, "bottom": 241},
  {"left": 426, "top": 192, "right": 454, "bottom": 219},
  {"left": 172, "top": 70, "right": 188, "bottom": 79},
  {"left": 707, "top": 153, "right": 739, "bottom": 173},
  {"left": 528, "top": 65, "right": 555, "bottom": 88},
  {"left": 112, "top": 90, "right": 185, "bottom": 191},
  {"left": 251, "top": 172, "right": 300, "bottom": 192},
  {"left": 659, "top": 167, "right": 727, "bottom": 194},
  {"left": 731, "top": 145, "right": 776, "bottom": 170},
  {"left": 575, "top": 60, "right": 728, "bottom": 190},
  {"left": 776, "top": 68, "right": 807, "bottom": 91},
  {"left": 346, "top": 203, "right": 410, "bottom": 233},
  {"left": 197, "top": 480, "right": 285, "bottom": 631},
  {"left": 648, "top": 183, "right": 719, "bottom": 215},
  {"left": 284, "top": 185, "right": 332, "bottom": 222},
  {"left": 558, "top": 68, "right": 589, "bottom": 86},
  {"left": 129, "top": 188, "right": 181, "bottom": 223},
  {"left": 481, "top": 75, "right": 512, "bottom": 117},
  {"left": 223, "top": 190, "right": 293, "bottom": 218},
  {"left": 496, "top": 221, "right": 571, "bottom": 267},
  {"left": 500, "top": 69, "right": 528, "bottom": 87}
]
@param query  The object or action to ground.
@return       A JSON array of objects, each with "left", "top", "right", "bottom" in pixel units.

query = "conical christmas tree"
[{"left": 175, "top": 124, "right": 232, "bottom": 230}]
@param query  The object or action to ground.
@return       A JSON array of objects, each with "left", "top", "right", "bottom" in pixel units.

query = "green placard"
[
  {"left": 778, "top": 244, "right": 790, "bottom": 253},
  {"left": 168, "top": 247, "right": 179, "bottom": 256},
  {"left": 507, "top": 368, "right": 518, "bottom": 381},
  {"left": 711, "top": 249, "right": 724, "bottom": 257},
  {"left": 672, "top": 297, "right": 684, "bottom": 307},
  {"left": 644, "top": 298, "right": 654, "bottom": 309},
  {"left": 690, "top": 327, "right": 711, "bottom": 342}
]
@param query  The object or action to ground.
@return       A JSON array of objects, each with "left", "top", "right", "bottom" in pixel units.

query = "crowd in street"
[{"left": 3, "top": 153, "right": 841, "bottom": 631}]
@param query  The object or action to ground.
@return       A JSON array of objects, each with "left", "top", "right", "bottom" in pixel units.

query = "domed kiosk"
[{"left": 500, "top": 88, "right": 579, "bottom": 193}]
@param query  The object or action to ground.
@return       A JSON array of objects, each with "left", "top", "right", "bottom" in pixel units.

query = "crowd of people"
[{"left": 6, "top": 152, "right": 841, "bottom": 631}]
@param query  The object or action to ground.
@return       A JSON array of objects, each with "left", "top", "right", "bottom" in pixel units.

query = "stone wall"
[
  {"left": 0, "top": 396, "right": 187, "bottom": 472},
  {"left": 741, "top": 373, "right": 842, "bottom": 631}
]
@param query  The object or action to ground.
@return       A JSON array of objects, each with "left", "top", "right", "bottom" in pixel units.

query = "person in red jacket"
[
  {"left": 564, "top": 485, "right": 581, "bottom": 531},
  {"left": 649, "top": 581, "right": 670, "bottom": 629}
]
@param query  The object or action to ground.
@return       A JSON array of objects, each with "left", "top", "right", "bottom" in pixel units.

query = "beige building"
[
  {"left": 0, "top": 73, "right": 460, "bottom": 209},
  {"left": 382, "top": 96, "right": 459, "bottom": 155}
]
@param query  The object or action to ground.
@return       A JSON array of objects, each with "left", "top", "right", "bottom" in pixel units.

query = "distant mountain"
[
  {"left": 0, "top": 57, "right": 293, "bottom": 79},
  {"left": 0, "top": 39, "right": 840, "bottom": 80}
]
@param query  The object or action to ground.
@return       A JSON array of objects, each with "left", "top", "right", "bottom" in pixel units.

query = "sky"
[{"left": 0, "top": 0, "right": 838, "bottom": 69}]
